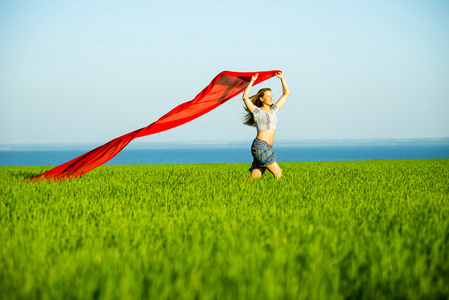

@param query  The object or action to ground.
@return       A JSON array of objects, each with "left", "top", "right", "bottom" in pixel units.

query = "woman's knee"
[
  {"left": 251, "top": 168, "right": 263, "bottom": 179},
  {"left": 266, "top": 162, "right": 282, "bottom": 179},
  {"left": 276, "top": 168, "right": 282, "bottom": 179}
]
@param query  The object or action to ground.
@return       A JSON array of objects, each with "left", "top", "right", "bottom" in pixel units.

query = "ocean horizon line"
[{"left": 1, "top": 137, "right": 448, "bottom": 151}]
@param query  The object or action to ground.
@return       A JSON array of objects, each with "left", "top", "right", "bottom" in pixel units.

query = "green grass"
[{"left": 1, "top": 159, "right": 448, "bottom": 299}]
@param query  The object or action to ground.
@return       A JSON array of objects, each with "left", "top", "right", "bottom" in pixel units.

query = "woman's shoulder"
[{"left": 252, "top": 106, "right": 262, "bottom": 114}]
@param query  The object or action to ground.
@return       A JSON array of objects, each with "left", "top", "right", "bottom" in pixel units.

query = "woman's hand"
[
  {"left": 251, "top": 73, "right": 258, "bottom": 82},
  {"left": 275, "top": 72, "right": 284, "bottom": 79}
]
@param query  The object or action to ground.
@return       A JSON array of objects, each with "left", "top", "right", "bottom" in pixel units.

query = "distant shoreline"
[{"left": 1, "top": 137, "right": 449, "bottom": 151}]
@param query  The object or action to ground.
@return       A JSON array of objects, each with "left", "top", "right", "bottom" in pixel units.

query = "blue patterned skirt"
[{"left": 249, "top": 138, "right": 277, "bottom": 172}]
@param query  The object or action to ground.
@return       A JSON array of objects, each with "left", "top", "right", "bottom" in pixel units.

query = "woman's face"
[{"left": 260, "top": 90, "right": 273, "bottom": 106}]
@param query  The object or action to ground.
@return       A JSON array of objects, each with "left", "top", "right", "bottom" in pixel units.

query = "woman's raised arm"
[
  {"left": 274, "top": 72, "right": 290, "bottom": 110},
  {"left": 242, "top": 73, "right": 258, "bottom": 113}
]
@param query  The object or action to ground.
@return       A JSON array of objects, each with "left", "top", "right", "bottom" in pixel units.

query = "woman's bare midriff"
[{"left": 256, "top": 129, "right": 276, "bottom": 145}]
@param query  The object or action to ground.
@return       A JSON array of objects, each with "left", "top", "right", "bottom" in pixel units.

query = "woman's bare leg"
[
  {"left": 251, "top": 168, "right": 265, "bottom": 180},
  {"left": 266, "top": 162, "right": 282, "bottom": 180}
]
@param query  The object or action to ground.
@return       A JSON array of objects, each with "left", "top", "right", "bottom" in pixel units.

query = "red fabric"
[{"left": 27, "top": 70, "right": 280, "bottom": 181}]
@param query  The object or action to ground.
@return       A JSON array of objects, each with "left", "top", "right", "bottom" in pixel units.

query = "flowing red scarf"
[{"left": 27, "top": 70, "right": 280, "bottom": 181}]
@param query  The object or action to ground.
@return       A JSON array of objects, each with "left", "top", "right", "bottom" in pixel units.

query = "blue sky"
[{"left": 1, "top": 0, "right": 448, "bottom": 145}]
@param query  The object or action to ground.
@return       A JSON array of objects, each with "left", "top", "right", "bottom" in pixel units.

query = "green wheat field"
[{"left": 1, "top": 159, "right": 448, "bottom": 299}]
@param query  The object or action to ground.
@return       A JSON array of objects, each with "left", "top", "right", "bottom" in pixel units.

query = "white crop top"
[{"left": 252, "top": 104, "right": 278, "bottom": 132}]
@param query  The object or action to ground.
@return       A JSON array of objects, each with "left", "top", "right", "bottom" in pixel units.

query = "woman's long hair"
[{"left": 242, "top": 88, "right": 271, "bottom": 127}]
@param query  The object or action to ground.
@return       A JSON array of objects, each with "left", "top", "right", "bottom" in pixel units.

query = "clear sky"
[{"left": 1, "top": 0, "right": 448, "bottom": 145}]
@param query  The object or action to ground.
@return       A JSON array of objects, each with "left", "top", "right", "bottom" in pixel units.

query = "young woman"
[{"left": 242, "top": 72, "right": 290, "bottom": 180}]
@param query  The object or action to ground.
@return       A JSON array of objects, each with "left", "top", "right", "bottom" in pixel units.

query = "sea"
[{"left": 0, "top": 139, "right": 448, "bottom": 167}]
